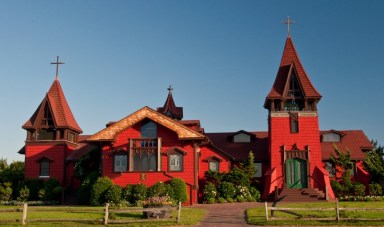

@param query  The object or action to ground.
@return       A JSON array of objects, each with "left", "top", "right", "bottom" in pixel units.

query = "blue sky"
[{"left": 1, "top": 1, "right": 383, "bottom": 161}]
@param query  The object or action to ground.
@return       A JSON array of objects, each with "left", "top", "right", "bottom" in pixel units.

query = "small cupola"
[{"left": 157, "top": 85, "right": 183, "bottom": 120}]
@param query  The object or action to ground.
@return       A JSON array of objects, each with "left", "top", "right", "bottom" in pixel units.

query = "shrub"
[
  {"left": 25, "top": 178, "right": 44, "bottom": 201},
  {"left": 90, "top": 177, "right": 113, "bottom": 206},
  {"left": 207, "top": 197, "right": 215, "bottom": 204},
  {"left": 44, "top": 179, "right": 62, "bottom": 201},
  {"left": 105, "top": 185, "right": 122, "bottom": 206},
  {"left": 246, "top": 196, "right": 256, "bottom": 202},
  {"left": 369, "top": 183, "right": 383, "bottom": 196},
  {"left": 17, "top": 186, "right": 29, "bottom": 202},
  {"left": 353, "top": 183, "right": 366, "bottom": 196},
  {"left": 77, "top": 171, "right": 99, "bottom": 205},
  {"left": 169, "top": 178, "right": 188, "bottom": 203},
  {"left": 131, "top": 184, "right": 147, "bottom": 206},
  {"left": 236, "top": 185, "right": 251, "bottom": 198},
  {"left": 226, "top": 197, "right": 234, "bottom": 203},
  {"left": 218, "top": 181, "right": 236, "bottom": 199},
  {"left": 147, "top": 182, "right": 168, "bottom": 197},
  {"left": 203, "top": 182, "right": 217, "bottom": 201},
  {"left": 217, "top": 197, "right": 225, "bottom": 203},
  {"left": 0, "top": 185, "right": 12, "bottom": 201},
  {"left": 249, "top": 186, "right": 261, "bottom": 201},
  {"left": 122, "top": 184, "right": 133, "bottom": 204},
  {"left": 236, "top": 195, "right": 245, "bottom": 202}
]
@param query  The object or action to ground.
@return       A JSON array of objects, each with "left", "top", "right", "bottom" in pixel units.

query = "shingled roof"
[
  {"left": 157, "top": 86, "right": 183, "bottom": 120},
  {"left": 206, "top": 130, "right": 372, "bottom": 162},
  {"left": 265, "top": 36, "right": 321, "bottom": 106},
  {"left": 22, "top": 79, "right": 82, "bottom": 133},
  {"left": 87, "top": 106, "right": 205, "bottom": 142}
]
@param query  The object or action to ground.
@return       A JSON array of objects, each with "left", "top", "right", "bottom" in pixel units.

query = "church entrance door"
[{"left": 286, "top": 158, "right": 307, "bottom": 188}]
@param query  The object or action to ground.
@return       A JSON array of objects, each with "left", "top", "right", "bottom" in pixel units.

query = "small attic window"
[
  {"left": 322, "top": 133, "right": 341, "bottom": 142},
  {"left": 233, "top": 133, "right": 251, "bottom": 143}
]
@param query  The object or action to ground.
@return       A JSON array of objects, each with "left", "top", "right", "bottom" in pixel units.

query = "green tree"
[
  {"left": 364, "top": 141, "right": 384, "bottom": 185},
  {"left": 74, "top": 148, "right": 101, "bottom": 181},
  {"left": 239, "top": 151, "right": 256, "bottom": 182},
  {"left": 330, "top": 145, "right": 365, "bottom": 197},
  {"left": 0, "top": 160, "right": 24, "bottom": 199}
]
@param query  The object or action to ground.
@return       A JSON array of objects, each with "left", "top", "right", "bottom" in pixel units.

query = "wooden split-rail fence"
[
  {"left": 264, "top": 199, "right": 384, "bottom": 222},
  {"left": 0, "top": 202, "right": 182, "bottom": 225}
]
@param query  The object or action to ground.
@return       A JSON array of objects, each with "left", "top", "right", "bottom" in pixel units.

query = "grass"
[
  {"left": 0, "top": 205, "right": 206, "bottom": 226},
  {"left": 247, "top": 201, "right": 384, "bottom": 226}
]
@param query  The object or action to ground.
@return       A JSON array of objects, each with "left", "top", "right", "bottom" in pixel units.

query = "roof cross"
[
  {"left": 50, "top": 56, "right": 65, "bottom": 80},
  {"left": 168, "top": 85, "right": 173, "bottom": 94},
  {"left": 282, "top": 16, "right": 295, "bottom": 36}
]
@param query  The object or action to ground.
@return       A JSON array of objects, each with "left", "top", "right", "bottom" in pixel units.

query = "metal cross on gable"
[
  {"left": 50, "top": 56, "right": 65, "bottom": 80},
  {"left": 282, "top": 16, "right": 295, "bottom": 36},
  {"left": 168, "top": 85, "right": 173, "bottom": 94}
]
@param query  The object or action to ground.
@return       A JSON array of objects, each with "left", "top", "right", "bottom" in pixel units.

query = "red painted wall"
[
  {"left": 269, "top": 114, "right": 322, "bottom": 189},
  {"left": 25, "top": 143, "right": 67, "bottom": 185},
  {"left": 100, "top": 122, "right": 231, "bottom": 205}
]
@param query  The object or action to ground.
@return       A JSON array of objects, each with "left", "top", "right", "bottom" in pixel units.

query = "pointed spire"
[
  {"left": 264, "top": 36, "right": 321, "bottom": 109},
  {"left": 23, "top": 74, "right": 82, "bottom": 133},
  {"left": 157, "top": 85, "right": 183, "bottom": 120}
]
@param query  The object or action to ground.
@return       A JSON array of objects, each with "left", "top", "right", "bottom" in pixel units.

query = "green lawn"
[
  {"left": 0, "top": 205, "right": 206, "bottom": 226},
  {"left": 247, "top": 201, "right": 384, "bottom": 226}
]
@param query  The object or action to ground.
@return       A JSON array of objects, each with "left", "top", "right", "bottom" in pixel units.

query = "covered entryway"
[{"left": 285, "top": 158, "right": 307, "bottom": 188}]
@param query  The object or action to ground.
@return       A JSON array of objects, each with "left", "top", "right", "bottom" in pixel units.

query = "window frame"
[
  {"left": 113, "top": 154, "right": 128, "bottom": 173},
  {"left": 39, "top": 158, "right": 51, "bottom": 178},
  {"left": 165, "top": 148, "right": 186, "bottom": 172}
]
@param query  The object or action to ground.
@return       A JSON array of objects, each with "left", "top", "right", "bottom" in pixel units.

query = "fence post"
[
  {"left": 22, "top": 203, "right": 27, "bottom": 225},
  {"left": 177, "top": 201, "right": 182, "bottom": 223},
  {"left": 335, "top": 199, "right": 339, "bottom": 222},
  {"left": 104, "top": 203, "right": 109, "bottom": 225},
  {"left": 264, "top": 201, "right": 269, "bottom": 221}
]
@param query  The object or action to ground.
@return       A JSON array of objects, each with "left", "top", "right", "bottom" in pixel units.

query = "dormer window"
[
  {"left": 233, "top": 133, "right": 251, "bottom": 143},
  {"left": 322, "top": 133, "right": 341, "bottom": 142}
]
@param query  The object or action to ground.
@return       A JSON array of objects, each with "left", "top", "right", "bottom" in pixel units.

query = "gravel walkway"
[{"left": 190, "top": 202, "right": 262, "bottom": 226}]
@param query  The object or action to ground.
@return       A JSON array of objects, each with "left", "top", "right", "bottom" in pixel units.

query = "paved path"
[{"left": 190, "top": 202, "right": 262, "bottom": 226}]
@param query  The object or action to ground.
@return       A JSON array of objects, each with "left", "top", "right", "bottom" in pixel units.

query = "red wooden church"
[{"left": 19, "top": 35, "right": 372, "bottom": 204}]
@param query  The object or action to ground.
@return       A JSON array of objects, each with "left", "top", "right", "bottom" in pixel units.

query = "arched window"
[{"left": 141, "top": 121, "right": 157, "bottom": 138}]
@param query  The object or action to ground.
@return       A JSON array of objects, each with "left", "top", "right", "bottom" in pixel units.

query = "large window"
[
  {"left": 133, "top": 152, "right": 157, "bottom": 171},
  {"left": 141, "top": 121, "right": 157, "bottom": 138},
  {"left": 39, "top": 158, "right": 50, "bottom": 177},
  {"left": 114, "top": 154, "right": 128, "bottom": 172},
  {"left": 130, "top": 121, "right": 159, "bottom": 171}
]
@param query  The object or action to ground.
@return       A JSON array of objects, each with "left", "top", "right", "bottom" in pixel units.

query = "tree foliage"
[
  {"left": 330, "top": 145, "right": 365, "bottom": 197},
  {"left": 240, "top": 151, "right": 256, "bottom": 181},
  {"left": 74, "top": 148, "right": 101, "bottom": 181},
  {"left": 364, "top": 140, "right": 384, "bottom": 184}
]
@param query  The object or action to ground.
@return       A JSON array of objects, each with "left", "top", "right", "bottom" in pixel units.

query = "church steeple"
[
  {"left": 22, "top": 58, "right": 82, "bottom": 142},
  {"left": 157, "top": 85, "right": 183, "bottom": 120},
  {"left": 264, "top": 36, "right": 322, "bottom": 112}
]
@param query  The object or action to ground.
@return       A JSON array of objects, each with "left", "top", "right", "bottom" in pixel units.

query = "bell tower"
[
  {"left": 263, "top": 34, "right": 324, "bottom": 195},
  {"left": 22, "top": 57, "right": 82, "bottom": 186}
]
